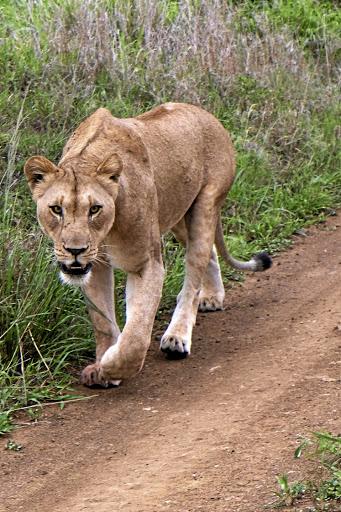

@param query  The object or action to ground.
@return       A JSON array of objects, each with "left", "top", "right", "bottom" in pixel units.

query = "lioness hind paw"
[
  {"left": 160, "top": 335, "right": 191, "bottom": 359},
  {"left": 198, "top": 297, "right": 223, "bottom": 312}
]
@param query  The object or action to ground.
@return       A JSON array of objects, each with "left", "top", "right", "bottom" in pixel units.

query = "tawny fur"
[{"left": 25, "top": 103, "right": 271, "bottom": 386}]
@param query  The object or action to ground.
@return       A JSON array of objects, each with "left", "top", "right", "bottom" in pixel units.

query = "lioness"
[{"left": 25, "top": 103, "right": 271, "bottom": 387}]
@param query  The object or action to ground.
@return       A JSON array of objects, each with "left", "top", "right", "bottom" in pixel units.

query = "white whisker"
[
  {"left": 94, "top": 257, "right": 112, "bottom": 269},
  {"left": 100, "top": 244, "right": 118, "bottom": 250}
]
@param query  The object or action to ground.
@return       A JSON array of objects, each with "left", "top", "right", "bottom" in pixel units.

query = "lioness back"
[{"left": 125, "top": 103, "right": 236, "bottom": 233}]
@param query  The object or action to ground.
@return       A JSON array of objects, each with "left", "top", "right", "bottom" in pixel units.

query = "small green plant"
[
  {"left": 27, "top": 407, "right": 42, "bottom": 421},
  {"left": 5, "top": 439, "right": 22, "bottom": 451},
  {"left": 301, "top": 431, "right": 341, "bottom": 505},
  {"left": 270, "top": 431, "right": 341, "bottom": 509},
  {"left": 271, "top": 473, "right": 306, "bottom": 507},
  {"left": 0, "top": 412, "right": 15, "bottom": 436}
]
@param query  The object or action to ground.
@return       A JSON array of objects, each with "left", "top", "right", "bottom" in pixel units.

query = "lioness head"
[{"left": 24, "top": 153, "right": 122, "bottom": 285}]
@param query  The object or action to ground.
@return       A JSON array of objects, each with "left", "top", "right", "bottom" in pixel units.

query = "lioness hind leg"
[
  {"left": 198, "top": 246, "right": 225, "bottom": 311},
  {"left": 171, "top": 220, "right": 225, "bottom": 312},
  {"left": 161, "top": 196, "right": 219, "bottom": 357}
]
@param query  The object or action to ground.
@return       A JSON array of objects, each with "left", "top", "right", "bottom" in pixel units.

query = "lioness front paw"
[
  {"left": 100, "top": 344, "right": 144, "bottom": 381},
  {"left": 80, "top": 363, "right": 121, "bottom": 388},
  {"left": 160, "top": 334, "right": 191, "bottom": 359}
]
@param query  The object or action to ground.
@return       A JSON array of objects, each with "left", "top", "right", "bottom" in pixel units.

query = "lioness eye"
[
  {"left": 50, "top": 205, "right": 62, "bottom": 215},
  {"left": 89, "top": 205, "right": 102, "bottom": 216}
]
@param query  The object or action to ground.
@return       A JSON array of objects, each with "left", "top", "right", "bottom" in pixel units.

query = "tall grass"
[{"left": 0, "top": 0, "right": 340, "bottom": 414}]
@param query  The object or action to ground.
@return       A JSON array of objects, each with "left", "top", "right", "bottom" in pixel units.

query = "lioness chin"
[{"left": 25, "top": 103, "right": 272, "bottom": 387}]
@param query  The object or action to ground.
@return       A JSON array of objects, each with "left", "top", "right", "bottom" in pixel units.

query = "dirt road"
[{"left": 1, "top": 215, "right": 340, "bottom": 512}]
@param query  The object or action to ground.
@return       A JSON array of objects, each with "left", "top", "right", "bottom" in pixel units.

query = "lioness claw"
[
  {"left": 81, "top": 364, "right": 109, "bottom": 388},
  {"left": 198, "top": 297, "right": 223, "bottom": 312}
]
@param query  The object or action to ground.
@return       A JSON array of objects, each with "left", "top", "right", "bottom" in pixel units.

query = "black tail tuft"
[{"left": 254, "top": 252, "right": 273, "bottom": 271}]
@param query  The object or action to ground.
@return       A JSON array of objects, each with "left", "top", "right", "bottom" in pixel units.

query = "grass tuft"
[{"left": 269, "top": 431, "right": 341, "bottom": 509}]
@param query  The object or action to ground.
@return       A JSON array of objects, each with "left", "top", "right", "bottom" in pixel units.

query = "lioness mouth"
[{"left": 58, "top": 262, "right": 92, "bottom": 276}]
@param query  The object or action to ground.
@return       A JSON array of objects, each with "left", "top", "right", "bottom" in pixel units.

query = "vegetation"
[
  {"left": 0, "top": 0, "right": 340, "bottom": 419},
  {"left": 269, "top": 431, "right": 341, "bottom": 510}
]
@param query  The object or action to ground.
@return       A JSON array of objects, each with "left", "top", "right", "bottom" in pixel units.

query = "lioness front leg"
[
  {"left": 100, "top": 259, "right": 164, "bottom": 381},
  {"left": 81, "top": 260, "right": 120, "bottom": 387}
]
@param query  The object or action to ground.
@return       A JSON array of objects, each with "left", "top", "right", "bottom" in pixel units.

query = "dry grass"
[{"left": 4, "top": 0, "right": 339, "bottom": 168}]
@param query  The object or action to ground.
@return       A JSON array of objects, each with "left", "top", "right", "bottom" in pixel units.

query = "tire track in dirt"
[{"left": 1, "top": 215, "right": 340, "bottom": 512}]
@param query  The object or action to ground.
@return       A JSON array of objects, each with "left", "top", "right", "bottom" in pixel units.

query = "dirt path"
[{"left": 1, "top": 215, "right": 341, "bottom": 512}]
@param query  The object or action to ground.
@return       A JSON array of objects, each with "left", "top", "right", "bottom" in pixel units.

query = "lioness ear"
[
  {"left": 24, "top": 156, "right": 58, "bottom": 195},
  {"left": 96, "top": 153, "right": 123, "bottom": 182}
]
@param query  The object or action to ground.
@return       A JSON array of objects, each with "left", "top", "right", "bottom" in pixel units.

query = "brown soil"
[{"left": 1, "top": 215, "right": 341, "bottom": 512}]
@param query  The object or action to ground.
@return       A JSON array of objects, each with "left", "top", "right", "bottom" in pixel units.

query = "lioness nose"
[{"left": 64, "top": 246, "right": 88, "bottom": 256}]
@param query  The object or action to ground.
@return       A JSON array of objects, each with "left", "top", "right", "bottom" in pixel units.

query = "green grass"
[
  {"left": 0, "top": 0, "right": 340, "bottom": 419},
  {"left": 269, "top": 431, "right": 341, "bottom": 509}
]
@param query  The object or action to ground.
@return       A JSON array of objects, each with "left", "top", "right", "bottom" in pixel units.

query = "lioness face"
[{"left": 25, "top": 154, "right": 123, "bottom": 286}]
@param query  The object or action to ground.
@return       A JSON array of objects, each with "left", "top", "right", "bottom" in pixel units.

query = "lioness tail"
[{"left": 215, "top": 219, "right": 272, "bottom": 272}]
